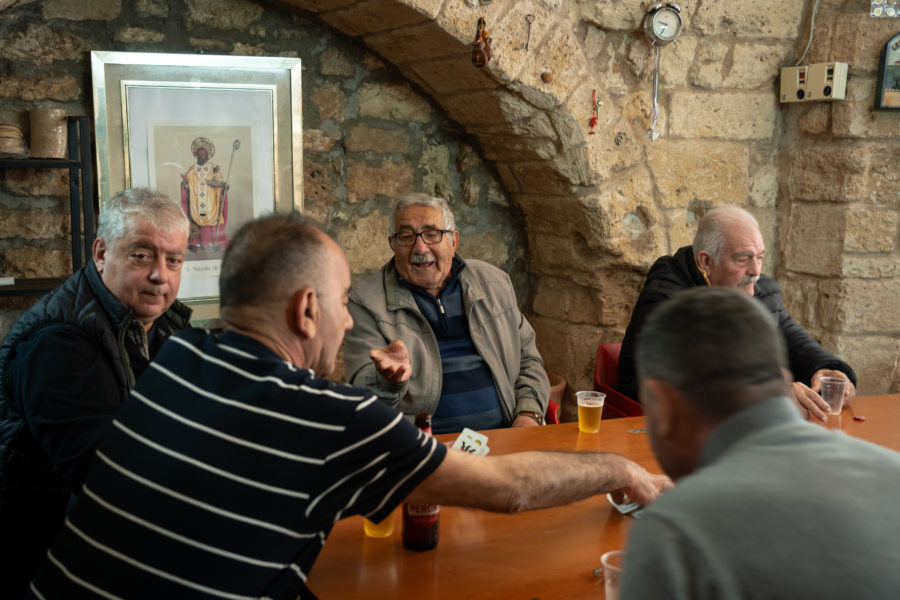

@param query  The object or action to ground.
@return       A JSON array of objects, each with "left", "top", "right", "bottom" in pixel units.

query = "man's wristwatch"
[{"left": 516, "top": 410, "right": 546, "bottom": 426}]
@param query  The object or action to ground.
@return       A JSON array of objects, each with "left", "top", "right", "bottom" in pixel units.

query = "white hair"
[
  {"left": 693, "top": 206, "right": 760, "bottom": 263},
  {"left": 390, "top": 193, "right": 456, "bottom": 234},
  {"left": 96, "top": 188, "right": 189, "bottom": 247}
]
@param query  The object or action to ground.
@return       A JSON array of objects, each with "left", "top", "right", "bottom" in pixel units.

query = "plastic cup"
[
  {"left": 820, "top": 376, "right": 848, "bottom": 415},
  {"left": 576, "top": 391, "right": 605, "bottom": 433},
  {"left": 363, "top": 511, "right": 395, "bottom": 538},
  {"left": 601, "top": 550, "right": 625, "bottom": 600}
]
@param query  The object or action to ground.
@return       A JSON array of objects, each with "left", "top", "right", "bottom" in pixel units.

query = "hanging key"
[{"left": 525, "top": 14, "right": 535, "bottom": 50}]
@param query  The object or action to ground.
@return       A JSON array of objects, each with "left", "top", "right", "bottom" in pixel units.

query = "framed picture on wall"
[
  {"left": 874, "top": 32, "right": 900, "bottom": 110},
  {"left": 90, "top": 51, "right": 303, "bottom": 310}
]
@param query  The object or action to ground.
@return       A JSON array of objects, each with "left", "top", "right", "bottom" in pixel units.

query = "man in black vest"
[{"left": 0, "top": 187, "right": 192, "bottom": 596}]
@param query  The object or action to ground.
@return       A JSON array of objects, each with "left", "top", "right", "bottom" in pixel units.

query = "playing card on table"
[
  {"left": 606, "top": 493, "right": 644, "bottom": 518},
  {"left": 451, "top": 427, "right": 490, "bottom": 455}
]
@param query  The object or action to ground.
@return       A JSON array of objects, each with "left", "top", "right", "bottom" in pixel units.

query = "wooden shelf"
[
  {"left": 0, "top": 278, "right": 67, "bottom": 297},
  {"left": 0, "top": 116, "right": 94, "bottom": 299},
  {"left": 0, "top": 157, "right": 81, "bottom": 169}
]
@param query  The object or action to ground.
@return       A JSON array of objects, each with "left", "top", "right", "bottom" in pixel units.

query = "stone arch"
[{"left": 281, "top": 0, "right": 665, "bottom": 391}]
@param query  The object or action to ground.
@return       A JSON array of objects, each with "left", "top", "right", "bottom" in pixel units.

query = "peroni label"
[{"left": 405, "top": 503, "right": 440, "bottom": 527}]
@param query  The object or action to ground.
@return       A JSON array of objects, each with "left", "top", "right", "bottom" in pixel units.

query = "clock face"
[
  {"left": 652, "top": 9, "right": 681, "bottom": 40},
  {"left": 644, "top": 4, "right": 682, "bottom": 45}
]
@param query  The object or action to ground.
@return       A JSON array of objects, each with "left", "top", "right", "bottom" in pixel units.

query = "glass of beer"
[
  {"left": 576, "top": 391, "right": 605, "bottom": 433},
  {"left": 364, "top": 510, "right": 395, "bottom": 538}
]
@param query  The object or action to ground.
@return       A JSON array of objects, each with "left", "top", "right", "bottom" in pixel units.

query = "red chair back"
[
  {"left": 545, "top": 371, "right": 565, "bottom": 424},
  {"left": 594, "top": 343, "right": 622, "bottom": 387},
  {"left": 546, "top": 399, "right": 560, "bottom": 424},
  {"left": 593, "top": 343, "right": 643, "bottom": 419}
]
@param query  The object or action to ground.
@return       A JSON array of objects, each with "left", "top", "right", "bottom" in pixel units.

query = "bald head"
[
  {"left": 219, "top": 214, "right": 353, "bottom": 375},
  {"left": 219, "top": 214, "right": 331, "bottom": 314}
]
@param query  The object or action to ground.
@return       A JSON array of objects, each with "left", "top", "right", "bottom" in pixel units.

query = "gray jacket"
[{"left": 345, "top": 257, "right": 549, "bottom": 424}]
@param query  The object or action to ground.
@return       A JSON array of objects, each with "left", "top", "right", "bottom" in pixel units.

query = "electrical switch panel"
[
  {"left": 806, "top": 62, "right": 848, "bottom": 101},
  {"left": 780, "top": 62, "right": 848, "bottom": 103},
  {"left": 780, "top": 66, "right": 809, "bottom": 103}
]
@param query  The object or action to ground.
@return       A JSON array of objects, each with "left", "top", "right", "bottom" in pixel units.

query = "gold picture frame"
[{"left": 90, "top": 50, "right": 302, "bottom": 312}]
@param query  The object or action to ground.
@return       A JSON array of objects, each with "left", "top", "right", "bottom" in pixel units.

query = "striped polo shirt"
[{"left": 28, "top": 329, "right": 446, "bottom": 599}]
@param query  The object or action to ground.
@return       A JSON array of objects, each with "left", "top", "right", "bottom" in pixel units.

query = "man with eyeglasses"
[{"left": 344, "top": 193, "right": 550, "bottom": 434}]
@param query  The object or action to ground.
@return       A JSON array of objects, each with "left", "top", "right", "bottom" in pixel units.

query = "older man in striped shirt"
[{"left": 28, "top": 214, "right": 669, "bottom": 600}]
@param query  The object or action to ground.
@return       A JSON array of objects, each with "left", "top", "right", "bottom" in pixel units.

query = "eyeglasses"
[{"left": 391, "top": 229, "right": 452, "bottom": 246}]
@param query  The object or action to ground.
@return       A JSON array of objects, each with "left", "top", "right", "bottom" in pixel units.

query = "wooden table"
[
  {"left": 819, "top": 393, "right": 900, "bottom": 451},
  {"left": 307, "top": 394, "right": 899, "bottom": 599}
]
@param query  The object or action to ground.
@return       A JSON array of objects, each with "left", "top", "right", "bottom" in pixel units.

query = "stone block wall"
[{"left": 779, "top": 7, "right": 900, "bottom": 395}]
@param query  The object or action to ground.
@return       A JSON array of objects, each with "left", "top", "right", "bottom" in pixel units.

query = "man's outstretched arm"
[{"left": 407, "top": 447, "right": 671, "bottom": 513}]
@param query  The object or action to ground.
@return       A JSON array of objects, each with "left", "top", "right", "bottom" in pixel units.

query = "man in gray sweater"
[{"left": 621, "top": 286, "right": 900, "bottom": 600}]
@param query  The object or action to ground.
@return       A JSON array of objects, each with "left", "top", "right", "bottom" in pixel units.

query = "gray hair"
[
  {"left": 96, "top": 188, "right": 189, "bottom": 247},
  {"left": 636, "top": 286, "right": 788, "bottom": 419},
  {"left": 389, "top": 193, "right": 456, "bottom": 234},
  {"left": 220, "top": 213, "right": 330, "bottom": 310},
  {"left": 692, "top": 206, "right": 760, "bottom": 263}
]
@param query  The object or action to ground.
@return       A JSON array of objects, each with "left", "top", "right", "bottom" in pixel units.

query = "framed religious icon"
[
  {"left": 90, "top": 51, "right": 302, "bottom": 310},
  {"left": 874, "top": 32, "right": 900, "bottom": 110}
]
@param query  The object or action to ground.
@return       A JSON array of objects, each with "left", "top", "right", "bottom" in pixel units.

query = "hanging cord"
[
  {"left": 648, "top": 44, "right": 662, "bottom": 141},
  {"left": 794, "top": 0, "right": 822, "bottom": 66}
]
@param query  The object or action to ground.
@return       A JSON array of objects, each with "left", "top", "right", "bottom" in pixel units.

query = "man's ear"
[
  {"left": 647, "top": 379, "right": 701, "bottom": 446},
  {"left": 92, "top": 237, "right": 108, "bottom": 274},
  {"left": 643, "top": 379, "right": 680, "bottom": 439},
  {"left": 288, "top": 287, "right": 318, "bottom": 340},
  {"left": 641, "top": 379, "right": 695, "bottom": 441},
  {"left": 696, "top": 250, "right": 712, "bottom": 275}
]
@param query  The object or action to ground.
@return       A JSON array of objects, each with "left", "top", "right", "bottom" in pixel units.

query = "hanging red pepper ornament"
[
  {"left": 589, "top": 89, "right": 603, "bottom": 135},
  {"left": 471, "top": 18, "right": 493, "bottom": 68}
]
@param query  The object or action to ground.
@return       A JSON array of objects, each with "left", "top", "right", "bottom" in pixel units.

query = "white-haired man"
[
  {"left": 344, "top": 193, "right": 550, "bottom": 434},
  {"left": 0, "top": 188, "right": 191, "bottom": 595},
  {"left": 617, "top": 205, "right": 856, "bottom": 420}
]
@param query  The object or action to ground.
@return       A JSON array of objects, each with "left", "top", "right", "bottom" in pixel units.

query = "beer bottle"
[{"left": 402, "top": 413, "right": 440, "bottom": 551}]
